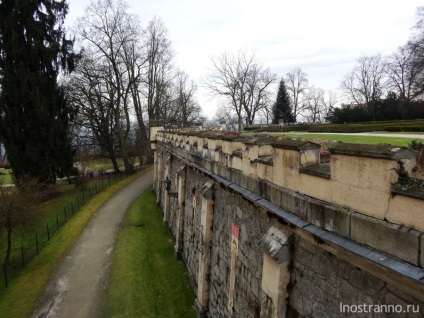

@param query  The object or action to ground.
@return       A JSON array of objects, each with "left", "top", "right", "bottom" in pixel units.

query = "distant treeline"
[{"left": 327, "top": 93, "right": 424, "bottom": 124}]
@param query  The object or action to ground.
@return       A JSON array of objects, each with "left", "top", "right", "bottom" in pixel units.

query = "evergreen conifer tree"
[
  {"left": 272, "top": 79, "right": 294, "bottom": 124},
  {"left": 0, "top": 0, "right": 75, "bottom": 185}
]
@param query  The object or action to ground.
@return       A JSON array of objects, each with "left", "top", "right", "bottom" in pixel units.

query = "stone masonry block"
[
  {"left": 203, "top": 160, "right": 212, "bottom": 172},
  {"left": 421, "top": 235, "right": 424, "bottom": 268},
  {"left": 247, "top": 176, "right": 260, "bottom": 195},
  {"left": 210, "top": 162, "right": 217, "bottom": 175},
  {"left": 307, "top": 201, "right": 351, "bottom": 237},
  {"left": 282, "top": 191, "right": 296, "bottom": 214},
  {"left": 351, "top": 213, "right": 420, "bottom": 265},
  {"left": 224, "top": 166, "right": 232, "bottom": 181},
  {"left": 292, "top": 194, "right": 307, "bottom": 219},
  {"left": 232, "top": 169, "right": 241, "bottom": 186},
  {"left": 240, "top": 173, "right": 249, "bottom": 189},
  {"left": 216, "top": 164, "right": 225, "bottom": 179},
  {"left": 258, "top": 179, "right": 271, "bottom": 201},
  {"left": 270, "top": 185, "right": 283, "bottom": 209}
]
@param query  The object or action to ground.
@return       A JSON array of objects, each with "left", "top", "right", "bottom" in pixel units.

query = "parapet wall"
[
  {"left": 152, "top": 129, "right": 424, "bottom": 317},
  {"left": 158, "top": 131, "right": 423, "bottom": 228}
]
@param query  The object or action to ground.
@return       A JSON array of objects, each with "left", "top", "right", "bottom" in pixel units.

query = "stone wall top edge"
[
  {"left": 329, "top": 143, "right": 416, "bottom": 160},
  {"left": 271, "top": 139, "right": 321, "bottom": 150},
  {"left": 158, "top": 131, "right": 417, "bottom": 160}
]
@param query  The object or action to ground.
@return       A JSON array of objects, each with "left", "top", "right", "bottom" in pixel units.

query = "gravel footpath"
[{"left": 32, "top": 170, "right": 153, "bottom": 318}]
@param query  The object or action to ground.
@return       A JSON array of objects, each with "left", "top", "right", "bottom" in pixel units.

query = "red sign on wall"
[{"left": 231, "top": 223, "right": 240, "bottom": 240}]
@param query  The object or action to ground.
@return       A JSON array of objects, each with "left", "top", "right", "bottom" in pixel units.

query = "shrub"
[{"left": 386, "top": 126, "right": 424, "bottom": 132}]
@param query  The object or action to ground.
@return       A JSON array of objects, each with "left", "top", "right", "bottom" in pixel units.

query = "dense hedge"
[
  {"left": 244, "top": 120, "right": 424, "bottom": 134},
  {"left": 244, "top": 124, "right": 310, "bottom": 132},
  {"left": 386, "top": 125, "right": 424, "bottom": 132},
  {"left": 307, "top": 120, "right": 424, "bottom": 133}
]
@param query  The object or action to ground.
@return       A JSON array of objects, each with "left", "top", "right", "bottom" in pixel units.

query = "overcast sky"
[{"left": 65, "top": 0, "right": 423, "bottom": 119}]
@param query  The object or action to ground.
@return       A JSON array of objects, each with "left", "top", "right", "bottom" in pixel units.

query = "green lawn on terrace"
[
  {"left": 270, "top": 133, "right": 419, "bottom": 147},
  {"left": 102, "top": 186, "right": 196, "bottom": 318}
]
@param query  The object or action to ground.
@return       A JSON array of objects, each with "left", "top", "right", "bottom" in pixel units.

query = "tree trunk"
[
  {"left": 111, "top": 157, "right": 120, "bottom": 174},
  {"left": 5, "top": 226, "right": 12, "bottom": 263},
  {"left": 237, "top": 114, "right": 242, "bottom": 133}
]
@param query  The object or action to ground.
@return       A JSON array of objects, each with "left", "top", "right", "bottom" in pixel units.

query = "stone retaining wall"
[{"left": 152, "top": 129, "right": 424, "bottom": 317}]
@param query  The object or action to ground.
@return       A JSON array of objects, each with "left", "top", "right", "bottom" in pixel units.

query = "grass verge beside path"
[
  {"left": 0, "top": 167, "right": 153, "bottom": 318},
  {"left": 102, "top": 186, "right": 196, "bottom": 318},
  {"left": 281, "top": 133, "right": 417, "bottom": 147}
]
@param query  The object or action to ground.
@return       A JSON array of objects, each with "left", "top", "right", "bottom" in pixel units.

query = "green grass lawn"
[
  {"left": 0, "top": 172, "right": 131, "bottom": 273},
  {"left": 102, "top": 186, "right": 196, "bottom": 318},
  {"left": 280, "top": 133, "right": 418, "bottom": 147},
  {"left": 84, "top": 157, "right": 143, "bottom": 171},
  {"left": 0, "top": 168, "right": 152, "bottom": 318},
  {"left": 0, "top": 182, "right": 77, "bottom": 265},
  {"left": 0, "top": 168, "right": 13, "bottom": 184}
]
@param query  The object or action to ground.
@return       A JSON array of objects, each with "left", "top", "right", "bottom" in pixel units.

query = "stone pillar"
[
  {"left": 195, "top": 180, "right": 214, "bottom": 318},
  {"left": 156, "top": 152, "right": 163, "bottom": 205},
  {"left": 164, "top": 190, "right": 170, "bottom": 228},
  {"left": 259, "top": 226, "right": 293, "bottom": 318},
  {"left": 228, "top": 223, "right": 240, "bottom": 315},
  {"left": 150, "top": 125, "right": 163, "bottom": 197},
  {"left": 175, "top": 165, "right": 186, "bottom": 259},
  {"left": 163, "top": 156, "right": 171, "bottom": 227},
  {"left": 153, "top": 150, "right": 158, "bottom": 190}
]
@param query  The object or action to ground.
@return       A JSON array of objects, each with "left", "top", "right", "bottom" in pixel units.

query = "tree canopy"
[
  {"left": 0, "top": 0, "right": 76, "bottom": 185},
  {"left": 203, "top": 49, "right": 276, "bottom": 132},
  {"left": 272, "top": 79, "right": 294, "bottom": 124}
]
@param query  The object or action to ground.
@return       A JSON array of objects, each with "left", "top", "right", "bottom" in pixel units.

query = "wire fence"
[{"left": 0, "top": 164, "right": 147, "bottom": 288}]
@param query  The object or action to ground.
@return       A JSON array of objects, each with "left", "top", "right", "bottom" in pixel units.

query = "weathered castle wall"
[{"left": 152, "top": 129, "right": 424, "bottom": 318}]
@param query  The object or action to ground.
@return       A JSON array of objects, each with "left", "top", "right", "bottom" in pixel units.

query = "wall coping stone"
[
  {"left": 271, "top": 139, "right": 321, "bottom": 151},
  {"left": 221, "top": 134, "right": 243, "bottom": 141},
  {"left": 329, "top": 143, "right": 416, "bottom": 160},
  {"left": 391, "top": 182, "right": 424, "bottom": 200},
  {"left": 232, "top": 150, "right": 243, "bottom": 158},
  {"left": 244, "top": 135, "right": 277, "bottom": 145},
  {"left": 299, "top": 163, "right": 331, "bottom": 179},
  {"left": 254, "top": 155, "right": 274, "bottom": 166}
]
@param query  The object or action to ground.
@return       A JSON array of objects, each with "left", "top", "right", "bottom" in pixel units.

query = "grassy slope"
[
  {"left": 102, "top": 186, "right": 196, "bottom": 318},
  {"left": 0, "top": 168, "right": 152, "bottom": 318}
]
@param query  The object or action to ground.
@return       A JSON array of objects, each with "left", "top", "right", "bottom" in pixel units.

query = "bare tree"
[
  {"left": 121, "top": 26, "right": 151, "bottom": 159},
  {"left": 143, "top": 16, "right": 174, "bottom": 125},
  {"left": 322, "top": 90, "right": 338, "bottom": 121},
  {"left": 284, "top": 67, "right": 309, "bottom": 122},
  {"left": 385, "top": 44, "right": 424, "bottom": 103},
  {"left": 411, "top": 6, "right": 424, "bottom": 51},
  {"left": 204, "top": 49, "right": 276, "bottom": 132},
  {"left": 74, "top": 0, "right": 141, "bottom": 173},
  {"left": 304, "top": 87, "right": 326, "bottom": 123},
  {"left": 171, "top": 70, "right": 205, "bottom": 127},
  {"left": 0, "top": 183, "right": 32, "bottom": 262},
  {"left": 66, "top": 54, "right": 121, "bottom": 172},
  {"left": 259, "top": 104, "right": 272, "bottom": 124},
  {"left": 243, "top": 64, "right": 277, "bottom": 125},
  {"left": 340, "top": 54, "right": 386, "bottom": 114},
  {"left": 214, "top": 104, "right": 238, "bottom": 131},
  {"left": 400, "top": 7, "right": 424, "bottom": 102}
]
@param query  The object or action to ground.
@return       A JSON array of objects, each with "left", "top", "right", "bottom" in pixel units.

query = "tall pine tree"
[
  {"left": 272, "top": 79, "right": 294, "bottom": 124},
  {"left": 0, "top": 0, "right": 75, "bottom": 186}
]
